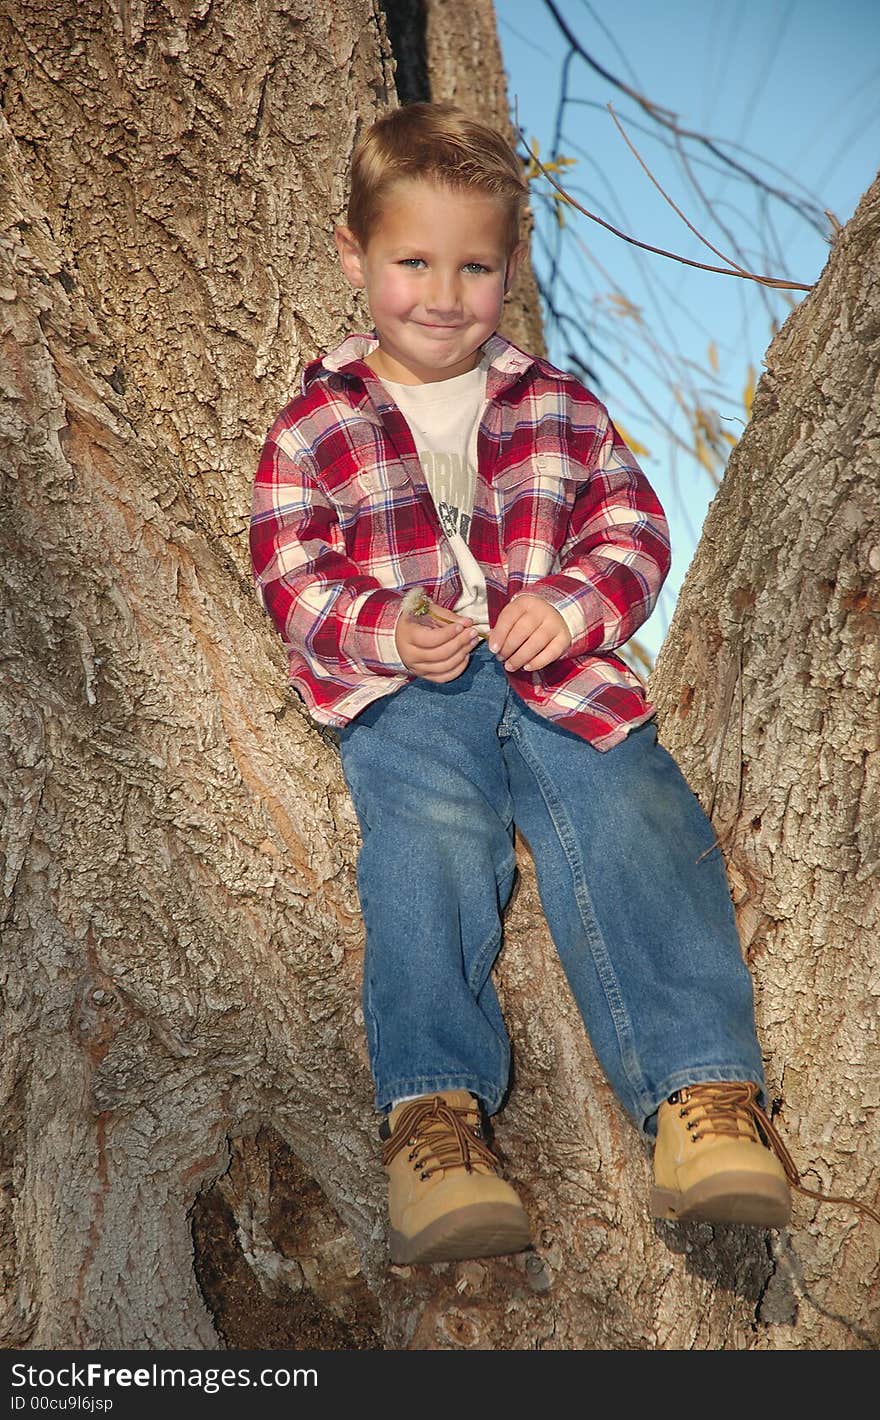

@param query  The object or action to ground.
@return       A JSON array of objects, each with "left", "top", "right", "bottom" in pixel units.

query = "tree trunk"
[
  {"left": 649, "top": 172, "right": 880, "bottom": 1348},
  {"left": 1, "top": 0, "right": 876, "bottom": 1350},
  {"left": 1, "top": 0, "right": 403, "bottom": 1351}
]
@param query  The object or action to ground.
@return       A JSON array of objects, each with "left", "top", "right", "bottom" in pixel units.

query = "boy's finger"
[
  {"left": 419, "top": 643, "right": 471, "bottom": 679},
  {"left": 488, "top": 601, "right": 534, "bottom": 656},
  {"left": 410, "top": 616, "right": 467, "bottom": 646},
  {"left": 414, "top": 630, "right": 471, "bottom": 657},
  {"left": 503, "top": 629, "right": 549, "bottom": 671},
  {"left": 430, "top": 631, "right": 475, "bottom": 666},
  {"left": 518, "top": 631, "right": 571, "bottom": 673},
  {"left": 491, "top": 616, "right": 533, "bottom": 660}
]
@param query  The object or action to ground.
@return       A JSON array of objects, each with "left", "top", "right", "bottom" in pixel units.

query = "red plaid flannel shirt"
[{"left": 250, "top": 332, "right": 670, "bottom": 750}]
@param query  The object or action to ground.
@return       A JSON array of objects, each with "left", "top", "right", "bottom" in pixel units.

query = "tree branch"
[{"left": 516, "top": 119, "right": 812, "bottom": 292}]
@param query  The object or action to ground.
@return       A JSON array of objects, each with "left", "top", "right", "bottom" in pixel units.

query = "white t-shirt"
[{"left": 379, "top": 359, "right": 491, "bottom": 635}]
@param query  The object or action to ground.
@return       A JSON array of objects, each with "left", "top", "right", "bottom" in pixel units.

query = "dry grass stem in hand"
[{"left": 402, "top": 588, "right": 489, "bottom": 639}]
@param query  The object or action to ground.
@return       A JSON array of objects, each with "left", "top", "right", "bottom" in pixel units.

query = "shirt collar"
[{"left": 302, "top": 331, "right": 536, "bottom": 401}]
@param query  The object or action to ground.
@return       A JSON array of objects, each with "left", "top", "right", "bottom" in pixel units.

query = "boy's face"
[{"left": 335, "top": 179, "right": 524, "bottom": 384}]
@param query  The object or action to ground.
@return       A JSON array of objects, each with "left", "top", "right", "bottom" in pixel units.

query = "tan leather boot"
[
  {"left": 651, "top": 1081, "right": 792, "bottom": 1226},
  {"left": 380, "top": 1090, "right": 532, "bottom": 1264}
]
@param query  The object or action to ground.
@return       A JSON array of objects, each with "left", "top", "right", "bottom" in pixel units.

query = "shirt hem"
[
  {"left": 531, "top": 697, "right": 658, "bottom": 751},
  {"left": 289, "top": 674, "right": 411, "bottom": 729}
]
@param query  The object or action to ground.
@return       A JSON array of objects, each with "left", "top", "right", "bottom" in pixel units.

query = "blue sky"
[{"left": 497, "top": 0, "right": 880, "bottom": 657}]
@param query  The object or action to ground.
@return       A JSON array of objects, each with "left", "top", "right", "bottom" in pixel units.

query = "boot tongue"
[
  {"left": 437, "top": 1090, "right": 479, "bottom": 1112},
  {"left": 383, "top": 1091, "right": 499, "bottom": 1176},
  {"left": 387, "top": 1089, "right": 477, "bottom": 1131},
  {"left": 677, "top": 1083, "right": 761, "bottom": 1143}
]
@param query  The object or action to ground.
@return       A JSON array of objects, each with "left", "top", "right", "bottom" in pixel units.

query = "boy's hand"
[
  {"left": 395, "top": 598, "right": 479, "bottom": 683},
  {"left": 489, "top": 594, "right": 572, "bottom": 673}
]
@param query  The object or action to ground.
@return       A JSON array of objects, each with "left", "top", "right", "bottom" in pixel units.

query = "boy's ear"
[
  {"left": 335, "top": 225, "right": 367, "bottom": 289},
  {"left": 504, "top": 239, "right": 528, "bottom": 294}
]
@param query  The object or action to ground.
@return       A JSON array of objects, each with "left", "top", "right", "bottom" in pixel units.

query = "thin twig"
[
  {"left": 517, "top": 121, "right": 812, "bottom": 293},
  {"left": 607, "top": 103, "right": 754, "bottom": 279},
  {"left": 539, "top": 0, "right": 828, "bottom": 236},
  {"left": 671, "top": 127, "right": 778, "bottom": 329}
]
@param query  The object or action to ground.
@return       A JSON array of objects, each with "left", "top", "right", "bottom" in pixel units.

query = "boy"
[{"left": 250, "top": 102, "right": 792, "bottom": 1266}]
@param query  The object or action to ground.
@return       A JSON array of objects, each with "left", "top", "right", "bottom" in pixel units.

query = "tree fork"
[{"left": 1, "top": 0, "right": 877, "bottom": 1349}]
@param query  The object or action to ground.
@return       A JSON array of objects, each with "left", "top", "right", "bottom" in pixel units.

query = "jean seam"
[
  {"left": 509, "top": 722, "right": 649, "bottom": 1114},
  {"left": 362, "top": 929, "right": 382, "bottom": 1084},
  {"left": 466, "top": 854, "right": 517, "bottom": 993}
]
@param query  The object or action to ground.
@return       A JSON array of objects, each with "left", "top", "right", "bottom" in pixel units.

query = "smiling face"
[{"left": 335, "top": 179, "right": 524, "bottom": 385}]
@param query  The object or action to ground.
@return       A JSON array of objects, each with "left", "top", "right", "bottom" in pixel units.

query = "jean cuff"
[
  {"left": 639, "top": 1065, "right": 767, "bottom": 1138},
  {"left": 375, "top": 1073, "right": 507, "bottom": 1117}
]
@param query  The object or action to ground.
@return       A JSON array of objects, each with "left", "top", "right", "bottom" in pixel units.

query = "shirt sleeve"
[
  {"left": 250, "top": 427, "right": 410, "bottom": 678},
  {"left": 510, "top": 412, "right": 671, "bottom": 657}
]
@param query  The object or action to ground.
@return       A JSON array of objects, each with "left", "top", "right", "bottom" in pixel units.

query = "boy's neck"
[{"left": 364, "top": 343, "right": 485, "bottom": 387}]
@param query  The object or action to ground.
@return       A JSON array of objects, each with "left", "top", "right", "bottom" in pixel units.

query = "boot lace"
[
  {"left": 382, "top": 1095, "right": 500, "bottom": 1181},
  {"left": 671, "top": 1082, "right": 880, "bottom": 1227}
]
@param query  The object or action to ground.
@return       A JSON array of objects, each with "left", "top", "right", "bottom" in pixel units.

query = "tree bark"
[
  {"left": 1, "top": 0, "right": 877, "bottom": 1350},
  {"left": 2, "top": 0, "right": 402, "bottom": 1350},
  {"left": 649, "top": 172, "right": 880, "bottom": 1347},
  {"left": 422, "top": 0, "right": 545, "bottom": 358}
]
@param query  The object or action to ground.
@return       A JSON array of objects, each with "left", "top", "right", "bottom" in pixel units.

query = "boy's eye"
[{"left": 396, "top": 259, "right": 491, "bottom": 273}]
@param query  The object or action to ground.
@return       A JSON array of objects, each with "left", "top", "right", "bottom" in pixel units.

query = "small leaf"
[
  {"left": 693, "top": 433, "right": 717, "bottom": 475},
  {"left": 524, "top": 141, "right": 577, "bottom": 185},
  {"left": 615, "top": 421, "right": 650, "bottom": 458},
  {"left": 743, "top": 364, "right": 756, "bottom": 417},
  {"left": 541, "top": 153, "right": 578, "bottom": 175},
  {"left": 608, "top": 291, "right": 642, "bottom": 321},
  {"left": 625, "top": 637, "right": 654, "bottom": 675},
  {"left": 707, "top": 340, "right": 719, "bottom": 374}
]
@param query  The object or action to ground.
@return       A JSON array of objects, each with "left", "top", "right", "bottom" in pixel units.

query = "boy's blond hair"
[{"left": 347, "top": 101, "right": 527, "bottom": 253}]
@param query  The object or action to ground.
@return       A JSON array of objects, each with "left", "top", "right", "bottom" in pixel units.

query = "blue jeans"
[{"left": 336, "top": 642, "right": 765, "bottom": 1135}]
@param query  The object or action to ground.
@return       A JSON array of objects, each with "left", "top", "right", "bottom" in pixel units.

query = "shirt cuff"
[{"left": 350, "top": 589, "right": 410, "bottom": 675}]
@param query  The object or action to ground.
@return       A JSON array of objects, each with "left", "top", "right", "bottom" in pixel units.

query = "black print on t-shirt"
[
  {"left": 419, "top": 450, "right": 476, "bottom": 545},
  {"left": 437, "top": 501, "right": 471, "bottom": 542}
]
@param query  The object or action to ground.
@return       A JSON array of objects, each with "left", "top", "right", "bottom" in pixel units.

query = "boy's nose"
[{"left": 425, "top": 272, "right": 461, "bottom": 315}]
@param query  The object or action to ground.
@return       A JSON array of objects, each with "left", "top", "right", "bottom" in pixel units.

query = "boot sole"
[
  {"left": 389, "top": 1202, "right": 532, "bottom": 1265},
  {"left": 651, "top": 1171, "right": 791, "bottom": 1227}
]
